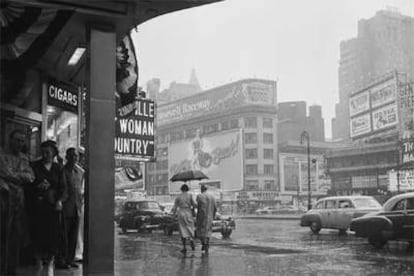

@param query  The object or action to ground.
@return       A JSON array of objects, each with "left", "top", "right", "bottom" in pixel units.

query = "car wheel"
[
  {"left": 221, "top": 229, "right": 232, "bottom": 239},
  {"left": 167, "top": 227, "right": 174, "bottom": 236},
  {"left": 310, "top": 221, "right": 321, "bottom": 234},
  {"left": 137, "top": 223, "right": 146, "bottom": 233},
  {"left": 368, "top": 236, "right": 387, "bottom": 249}
]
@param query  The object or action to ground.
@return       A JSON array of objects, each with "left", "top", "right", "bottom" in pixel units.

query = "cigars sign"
[{"left": 115, "top": 98, "right": 156, "bottom": 162}]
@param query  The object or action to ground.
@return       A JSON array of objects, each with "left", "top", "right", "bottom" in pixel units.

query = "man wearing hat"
[{"left": 196, "top": 184, "right": 217, "bottom": 252}]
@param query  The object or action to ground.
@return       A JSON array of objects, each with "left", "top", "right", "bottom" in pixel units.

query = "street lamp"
[{"left": 300, "top": 130, "right": 312, "bottom": 210}]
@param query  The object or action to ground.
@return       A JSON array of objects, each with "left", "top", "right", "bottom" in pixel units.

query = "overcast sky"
[{"left": 132, "top": 0, "right": 414, "bottom": 138}]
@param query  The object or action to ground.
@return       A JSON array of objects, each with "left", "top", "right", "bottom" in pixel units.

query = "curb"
[{"left": 235, "top": 215, "right": 301, "bottom": 220}]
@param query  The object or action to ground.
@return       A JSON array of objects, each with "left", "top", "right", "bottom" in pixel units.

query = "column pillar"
[{"left": 84, "top": 26, "right": 116, "bottom": 275}]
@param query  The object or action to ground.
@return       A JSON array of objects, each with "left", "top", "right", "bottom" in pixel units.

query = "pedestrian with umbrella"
[
  {"left": 171, "top": 184, "right": 197, "bottom": 253},
  {"left": 170, "top": 170, "right": 208, "bottom": 254}
]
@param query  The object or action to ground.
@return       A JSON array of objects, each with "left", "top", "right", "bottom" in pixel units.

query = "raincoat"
[
  {"left": 196, "top": 191, "right": 217, "bottom": 239},
  {"left": 172, "top": 192, "right": 197, "bottom": 238}
]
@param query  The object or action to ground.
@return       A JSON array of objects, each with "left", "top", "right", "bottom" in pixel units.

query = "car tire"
[
  {"left": 310, "top": 221, "right": 321, "bottom": 234},
  {"left": 221, "top": 229, "right": 232, "bottom": 239},
  {"left": 368, "top": 236, "right": 387, "bottom": 249}
]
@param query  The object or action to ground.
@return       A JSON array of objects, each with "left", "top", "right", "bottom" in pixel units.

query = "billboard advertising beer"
[
  {"left": 350, "top": 113, "right": 371, "bottom": 137},
  {"left": 168, "top": 129, "right": 243, "bottom": 193},
  {"left": 349, "top": 91, "right": 369, "bottom": 116}
]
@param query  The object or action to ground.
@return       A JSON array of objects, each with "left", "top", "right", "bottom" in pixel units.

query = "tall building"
[
  {"left": 333, "top": 9, "right": 414, "bottom": 140},
  {"left": 278, "top": 101, "right": 325, "bottom": 143}
]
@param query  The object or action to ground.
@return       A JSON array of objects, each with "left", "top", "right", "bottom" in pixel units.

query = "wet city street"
[{"left": 115, "top": 218, "right": 414, "bottom": 276}]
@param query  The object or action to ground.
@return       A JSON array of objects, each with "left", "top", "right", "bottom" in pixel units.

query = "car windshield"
[
  {"left": 352, "top": 198, "right": 381, "bottom": 209},
  {"left": 138, "top": 201, "right": 161, "bottom": 210}
]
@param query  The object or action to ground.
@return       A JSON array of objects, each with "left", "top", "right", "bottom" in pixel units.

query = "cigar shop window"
[{"left": 46, "top": 105, "right": 78, "bottom": 157}]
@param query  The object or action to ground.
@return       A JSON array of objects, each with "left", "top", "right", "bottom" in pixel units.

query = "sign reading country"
[
  {"left": 372, "top": 103, "right": 398, "bottom": 131},
  {"left": 349, "top": 91, "right": 369, "bottom": 116},
  {"left": 115, "top": 98, "right": 156, "bottom": 162}
]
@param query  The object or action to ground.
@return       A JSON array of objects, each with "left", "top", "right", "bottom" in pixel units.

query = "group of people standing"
[
  {"left": 0, "top": 130, "right": 84, "bottom": 276},
  {"left": 172, "top": 183, "right": 217, "bottom": 254}
]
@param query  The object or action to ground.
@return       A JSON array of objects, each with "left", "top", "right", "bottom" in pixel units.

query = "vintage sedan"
[
  {"left": 118, "top": 200, "right": 175, "bottom": 233},
  {"left": 300, "top": 195, "right": 382, "bottom": 234},
  {"left": 350, "top": 192, "right": 414, "bottom": 249}
]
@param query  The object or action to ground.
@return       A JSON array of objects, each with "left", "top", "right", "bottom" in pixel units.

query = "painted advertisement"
[
  {"left": 370, "top": 79, "right": 396, "bottom": 108},
  {"left": 372, "top": 103, "right": 398, "bottom": 131},
  {"left": 388, "top": 169, "right": 414, "bottom": 192},
  {"left": 279, "top": 154, "right": 329, "bottom": 194},
  {"left": 158, "top": 79, "right": 276, "bottom": 126},
  {"left": 349, "top": 91, "right": 369, "bottom": 117},
  {"left": 114, "top": 164, "right": 145, "bottom": 191},
  {"left": 350, "top": 113, "right": 371, "bottom": 137},
  {"left": 398, "top": 82, "right": 414, "bottom": 139},
  {"left": 168, "top": 129, "right": 243, "bottom": 193}
]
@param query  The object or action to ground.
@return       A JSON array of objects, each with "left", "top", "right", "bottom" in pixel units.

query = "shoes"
[
  {"left": 190, "top": 240, "right": 195, "bottom": 251},
  {"left": 69, "top": 262, "right": 79, "bottom": 268}
]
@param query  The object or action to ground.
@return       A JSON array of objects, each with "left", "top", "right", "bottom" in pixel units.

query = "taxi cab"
[{"left": 300, "top": 195, "right": 382, "bottom": 234}]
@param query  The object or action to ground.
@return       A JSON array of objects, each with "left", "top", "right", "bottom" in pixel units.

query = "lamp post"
[{"left": 300, "top": 130, "right": 312, "bottom": 210}]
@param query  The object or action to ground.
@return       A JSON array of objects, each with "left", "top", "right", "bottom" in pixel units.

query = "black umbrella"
[{"left": 170, "top": 170, "right": 209, "bottom": 182}]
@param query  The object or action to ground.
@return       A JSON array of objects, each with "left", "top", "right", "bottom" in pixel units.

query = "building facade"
[
  {"left": 333, "top": 10, "right": 414, "bottom": 141},
  {"left": 146, "top": 79, "right": 278, "bottom": 207},
  {"left": 278, "top": 101, "right": 325, "bottom": 143}
]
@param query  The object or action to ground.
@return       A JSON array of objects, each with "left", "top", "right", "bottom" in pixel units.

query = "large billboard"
[
  {"left": 388, "top": 169, "right": 414, "bottom": 192},
  {"left": 168, "top": 129, "right": 243, "bottom": 193},
  {"left": 370, "top": 79, "right": 396, "bottom": 109},
  {"left": 279, "top": 154, "right": 329, "bottom": 194},
  {"left": 350, "top": 114, "right": 371, "bottom": 138},
  {"left": 158, "top": 79, "right": 276, "bottom": 126},
  {"left": 349, "top": 91, "right": 369, "bottom": 117},
  {"left": 372, "top": 103, "right": 398, "bottom": 131}
]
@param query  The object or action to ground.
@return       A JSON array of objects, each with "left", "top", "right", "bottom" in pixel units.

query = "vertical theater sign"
[{"left": 114, "top": 34, "right": 156, "bottom": 191}]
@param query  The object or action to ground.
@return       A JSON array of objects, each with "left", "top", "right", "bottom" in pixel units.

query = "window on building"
[
  {"left": 157, "top": 174, "right": 163, "bottom": 181},
  {"left": 263, "top": 133, "right": 273, "bottom": 144},
  {"left": 264, "top": 164, "right": 274, "bottom": 174},
  {"left": 147, "top": 163, "right": 155, "bottom": 171},
  {"left": 263, "top": 149, "right": 274, "bottom": 159},
  {"left": 230, "top": 119, "right": 239, "bottom": 129},
  {"left": 245, "top": 133, "right": 257, "bottom": 144},
  {"left": 221, "top": 121, "right": 229, "bottom": 130},
  {"left": 149, "top": 175, "right": 155, "bottom": 184},
  {"left": 246, "top": 180, "right": 259, "bottom": 190},
  {"left": 244, "top": 117, "right": 257, "bottom": 128},
  {"left": 264, "top": 180, "right": 274, "bottom": 190},
  {"left": 245, "top": 148, "right": 257, "bottom": 159},
  {"left": 263, "top": 118, "right": 273, "bottom": 128},
  {"left": 204, "top": 123, "right": 218, "bottom": 134},
  {"left": 246, "top": 164, "right": 258, "bottom": 175}
]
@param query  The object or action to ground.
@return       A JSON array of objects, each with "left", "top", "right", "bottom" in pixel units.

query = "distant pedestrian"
[
  {"left": 196, "top": 184, "right": 217, "bottom": 253},
  {"left": 171, "top": 184, "right": 197, "bottom": 253},
  {"left": 27, "top": 140, "right": 66, "bottom": 276},
  {"left": 60, "top": 148, "right": 84, "bottom": 268}
]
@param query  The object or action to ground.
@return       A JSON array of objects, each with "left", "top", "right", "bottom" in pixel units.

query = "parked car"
[
  {"left": 350, "top": 192, "right": 414, "bottom": 249},
  {"left": 254, "top": 207, "right": 279, "bottom": 215},
  {"left": 161, "top": 212, "right": 236, "bottom": 239},
  {"left": 118, "top": 200, "right": 175, "bottom": 233},
  {"left": 300, "top": 195, "right": 382, "bottom": 234}
]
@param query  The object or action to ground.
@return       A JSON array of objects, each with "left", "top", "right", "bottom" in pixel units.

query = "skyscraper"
[{"left": 333, "top": 9, "right": 414, "bottom": 141}]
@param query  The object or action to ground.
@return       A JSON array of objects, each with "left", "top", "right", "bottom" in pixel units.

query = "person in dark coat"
[
  {"left": 196, "top": 184, "right": 217, "bottom": 253},
  {"left": 27, "top": 140, "right": 66, "bottom": 276},
  {"left": 60, "top": 148, "right": 84, "bottom": 268}
]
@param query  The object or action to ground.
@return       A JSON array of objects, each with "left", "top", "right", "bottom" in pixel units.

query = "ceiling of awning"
[{"left": 1, "top": 0, "right": 222, "bottom": 88}]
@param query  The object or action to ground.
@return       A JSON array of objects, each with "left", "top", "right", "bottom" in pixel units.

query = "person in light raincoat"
[
  {"left": 196, "top": 184, "right": 217, "bottom": 253},
  {"left": 171, "top": 184, "right": 197, "bottom": 253}
]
